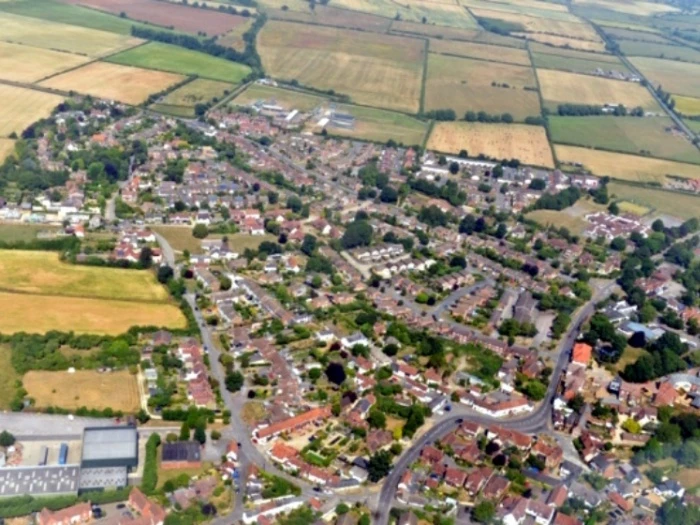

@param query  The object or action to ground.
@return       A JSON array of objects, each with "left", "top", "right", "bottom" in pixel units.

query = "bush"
[{"left": 142, "top": 433, "right": 161, "bottom": 495}]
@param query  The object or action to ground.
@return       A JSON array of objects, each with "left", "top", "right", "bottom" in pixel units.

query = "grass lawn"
[
  {"left": 0, "top": 223, "right": 60, "bottom": 243},
  {"left": 524, "top": 209, "right": 588, "bottom": 235},
  {"left": 233, "top": 84, "right": 326, "bottom": 111},
  {"left": 153, "top": 226, "right": 277, "bottom": 254},
  {"left": 608, "top": 181, "right": 700, "bottom": 220},
  {"left": 24, "top": 369, "right": 140, "bottom": 412},
  {"left": 0, "top": 346, "right": 19, "bottom": 410},
  {"left": 617, "top": 201, "right": 651, "bottom": 216},
  {"left": 322, "top": 104, "right": 428, "bottom": 146},
  {"left": 241, "top": 401, "right": 267, "bottom": 425},
  {"left": 610, "top": 346, "right": 649, "bottom": 373},
  {"left": 157, "top": 462, "right": 213, "bottom": 489},
  {"left": 106, "top": 42, "right": 251, "bottom": 83}
]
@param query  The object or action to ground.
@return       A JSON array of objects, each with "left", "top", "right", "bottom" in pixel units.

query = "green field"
[
  {"left": 532, "top": 52, "right": 630, "bottom": 75},
  {"left": 685, "top": 119, "right": 700, "bottom": 134},
  {"left": 619, "top": 40, "right": 700, "bottom": 63},
  {"left": 630, "top": 56, "right": 700, "bottom": 98},
  {"left": 0, "top": 346, "right": 19, "bottom": 409},
  {"left": 151, "top": 78, "right": 234, "bottom": 117},
  {"left": 603, "top": 26, "right": 672, "bottom": 44},
  {"left": 323, "top": 104, "right": 428, "bottom": 145},
  {"left": 106, "top": 42, "right": 251, "bottom": 83},
  {"left": 548, "top": 116, "right": 700, "bottom": 164},
  {"left": 233, "top": 84, "right": 326, "bottom": 111},
  {"left": 608, "top": 181, "right": 700, "bottom": 220},
  {"left": 0, "top": 223, "right": 60, "bottom": 243}
]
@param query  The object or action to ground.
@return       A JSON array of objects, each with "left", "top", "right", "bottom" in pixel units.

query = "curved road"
[{"left": 374, "top": 280, "right": 616, "bottom": 524}]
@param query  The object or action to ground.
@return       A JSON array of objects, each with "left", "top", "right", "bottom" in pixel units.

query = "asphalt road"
[{"left": 373, "top": 280, "right": 616, "bottom": 524}]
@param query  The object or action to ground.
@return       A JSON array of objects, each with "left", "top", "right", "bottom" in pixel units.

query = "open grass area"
[
  {"left": 674, "top": 95, "right": 700, "bottom": 117},
  {"left": 0, "top": 223, "right": 60, "bottom": 243},
  {"left": 617, "top": 201, "right": 651, "bottom": 216},
  {"left": 524, "top": 209, "right": 588, "bottom": 235},
  {"left": 0, "top": 346, "right": 19, "bottom": 410},
  {"left": 106, "top": 42, "right": 251, "bottom": 83},
  {"left": 0, "top": 11, "right": 142, "bottom": 57},
  {"left": 0, "top": 291, "right": 186, "bottom": 335},
  {"left": 0, "top": 85, "right": 63, "bottom": 138},
  {"left": 602, "top": 26, "right": 672, "bottom": 43},
  {"left": 257, "top": 21, "right": 424, "bottom": 113},
  {"left": 429, "top": 39, "right": 531, "bottom": 65},
  {"left": 153, "top": 226, "right": 277, "bottom": 254},
  {"left": 329, "top": 0, "right": 479, "bottom": 28},
  {"left": 619, "top": 40, "right": 700, "bottom": 64},
  {"left": 425, "top": 53, "right": 541, "bottom": 120},
  {"left": 529, "top": 43, "right": 619, "bottom": 61},
  {"left": 555, "top": 145, "right": 700, "bottom": 183},
  {"left": 537, "top": 68, "right": 660, "bottom": 110},
  {"left": 0, "top": 250, "right": 170, "bottom": 302},
  {"left": 151, "top": 79, "right": 234, "bottom": 117},
  {"left": 24, "top": 369, "right": 140, "bottom": 412},
  {"left": 41, "top": 62, "right": 185, "bottom": 105},
  {"left": 532, "top": 52, "right": 629, "bottom": 76},
  {"left": 685, "top": 119, "right": 700, "bottom": 134},
  {"left": 514, "top": 32, "right": 607, "bottom": 51},
  {"left": 611, "top": 346, "right": 649, "bottom": 373},
  {"left": 607, "top": 181, "right": 700, "bottom": 220},
  {"left": 268, "top": 5, "right": 393, "bottom": 32},
  {"left": 573, "top": 0, "right": 678, "bottom": 16},
  {"left": 233, "top": 84, "right": 325, "bottom": 112},
  {"left": 428, "top": 121, "right": 554, "bottom": 167},
  {"left": 0, "top": 41, "right": 90, "bottom": 83},
  {"left": 216, "top": 17, "right": 254, "bottom": 50},
  {"left": 548, "top": 116, "right": 700, "bottom": 164},
  {"left": 630, "top": 56, "right": 700, "bottom": 98},
  {"left": 320, "top": 104, "right": 429, "bottom": 145}
]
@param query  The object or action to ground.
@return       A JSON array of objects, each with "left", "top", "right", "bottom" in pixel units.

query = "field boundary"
[
  {"left": 419, "top": 38, "right": 429, "bottom": 115},
  {"left": 526, "top": 40, "right": 556, "bottom": 166}
]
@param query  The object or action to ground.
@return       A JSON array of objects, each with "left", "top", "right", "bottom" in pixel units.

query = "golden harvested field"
[
  {"left": 465, "top": 0, "right": 570, "bottom": 13},
  {"left": 41, "top": 62, "right": 185, "bottom": 105},
  {"left": 429, "top": 39, "right": 531, "bottom": 65},
  {"left": 390, "top": 20, "right": 480, "bottom": 39},
  {"left": 24, "top": 369, "right": 140, "bottom": 412},
  {"left": 537, "top": 69, "right": 660, "bottom": 110},
  {"left": 572, "top": 0, "right": 679, "bottom": 15},
  {"left": 233, "top": 84, "right": 325, "bottom": 111},
  {"left": 268, "top": 5, "right": 393, "bottom": 32},
  {"left": 631, "top": 57, "right": 700, "bottom": 98},
  {"left": 513, "top": 33, "right": 606, "bottom": 51},
  {"left": 0, "top": 85, "right": 63, "bottom": 138},
  {"left": 257, "top": 21, "right": 424, "bottom": 113},
  {"left": 608, "top": 181, "right": 700, "bottom": 220},
  {"left": 555, "top": 145, "right": 700, "bottom": 183},
  {"left": 529, "top": 42, "right": 618, "bottom": 61},
  {"left": 0, "top": 139, "right": 14, "bottom": 163},
  {"left": 0, "top": 291, "right": 186, "bottom": 335},
  {"left": 601, "top": 27, "right": 671, "bottom": 44},
  {"left": 0, "top": 251, "right": 170, "bottom": 302},
  {"left": 329, "top": 0, "right": 479, "bottom": 27},
  {"left": 0, "top": 41, "right": 89, "bottom": 83},
  {"left": 0, "top": 11, "right": 141, "bottom": 57},
  {"left": 470, "top": 7, "right": 601, "bottom": 41},
  {"left": 425, "top": 54, "right": 540, "bottom": 120},
  {"left": 674, "top": 95, "right": 700, "bottom": 116},
  {"left": 428, "top": 122, "right": 555, "bottom": 167}
]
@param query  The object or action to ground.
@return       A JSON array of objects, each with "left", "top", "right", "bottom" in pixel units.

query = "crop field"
[
  {"left": 106, "top": 42, "right": 251, "bottom": 83},
  {"left": 537, "top": 69, "right": 660, "bottom": 110},
  {"left": 429, "top": 39, "right": 531, "bottom": 65},
  {"left": 61, "top": 0, "right": 249, "bottom": 35},
  {"left": 257, "top": 21, "right": 424, "bottom": 113},
  {"left": 0, "top": 85, "right": 63, "bottom": 138},
  {"left": 428, "top": 121, "right": 554, "bottom": 167},
  {"left": 320, "top": 104, "right": 429, "bottom": 145},
  {"left": 529, "top": 43, "right": 619, "bottom": 61},
  {"left": 0, "top": 291, "right": 186, "bottom": 335},
  {"left": 0, "top": 251, "right": 170, "bottom": 302},
  {"left": 619, "top": 41, "right": 700, "bottom": 63},
  {"left": 608, "top": 181, "right": 700, "bottom": 220},
  {"left": 41, "top": 62, "right": 185, "bottom": 105},
  {"left": 233, "top": 84, "right": 326, "bottom": 111},
  {"left": 469, "top": 7, "right": 601, "bottom": 41},
  {"left": 216, "top": 18, "right": 254, "bottom": 50},
  {"left": 461, "top": 0, "right": 573, "bottom": 18},
  {"left": 268, "top": 5, "right": 393, "bottom": 32},
  {"left": 532, "top": 53, "right": 629, "bottom": 75},
  {"left": 685, "top": 120, "right": 700, "bottom": 134},
  {"left": 0, "top": 11, "right": 141, "bottom": 57},
  {"left": 329, "top": 0, "right": 479, "bottom": 28},
  {"left": 631, "top": 57, "right": 700, "bottom": 98},
  {"left": 24, "top": 369, "right": 140, "bottom": 412},
  {"left": 555, "top": 145, "right": 700, "bottom": 183},
  {"left": 0, "top": 140, "right": 14, "bottom": 163},
  {"left": 549, "top": 116, "right": 700, "bottom": 164},
  {"left": 572, "top": 0, "right": 678, "bottom": 16},
  {"left": 0, "top": 41, "right": 89, "bottom": 83},
  {"left": 602, "top": 26, "right": 671, "bottom": 43},
  {"left": 674, "top": 96, "right": 700, "bottom": 117},
  {"left": 513, "top": 32, "right": 607, "bottom": 51},
  {"left": 152, "top": 79, "right": 233, "bottom": 117},
  {"left": 425, "top": 54, "right": 540, "bottom": 120}
]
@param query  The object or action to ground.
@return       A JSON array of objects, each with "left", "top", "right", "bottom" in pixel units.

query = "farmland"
[
  {"left": 425, "top": 54, "right": 540, "bottom": 120},
  {"left": 529, "top": 43, "right": 620, "bottom": 61},
  {"left": 549, "top": 116, "right": 700, "bottom": 164},
  {"left": 427, "top": 122, "right": 554, "bottom": 168},
  {"left": 513, "top": 33, "right": 606, "bottom": 52},
  {"left": 618, "top": 40, "right": 700, "bottom": 63},
  {"left": 24, "top": 369, "right": 140, "bottom": 412},
  {"left": 429, "top": 39, "right": 531, "bottom": 66},
  {"left": 0, "top": 11, "right": 141, "bottom": 57},
  {"left": 152, "top": 79, "right": 234, "bottom": 117},
  {"left": 0, "top": 41, "right": 90, "bottom": 83},
  {"left": 257, "top": 21, "right": 424, "bottom": 113},
  {"left": 631, "top": 57, "right": 700, "bottom": 98},
  {"left": 0, "top": 139, "right": 14, "bottom": 163},
  {"left": 41, "top": 62, "right": 186, "bottom": 105},
  {"left": 674, "top": 96, "right": 700, "bottom": 117},
  {"left": 216, "top": 17, "right": 255, "bottom": 50},
  {"left": 320, "top": 105, "right": 429, "bottom": 146},
  {"left": 555, "top": 145, "right": 700, "bottom": 183},
  {"left": 106, "top": 42, "right": 252, "bottom": 83},
  {"left": 608, "top": 181, "right": 700, "bottom": 220},
  {"left": 328, "top": 0, "right": 479, "bottom": 28},
  {"left": 61, "top": 0, "right": 249, "bottom": 35},
  {"left": 0, "top": 85, "right": 63, "bottom": 138},
  {"left": 233, "top": 84, "right": 325, "bottom": 112},
  {"left": 268, "top": 5, "right": 392, "bottom": 32},
  {"left": 537, "top": 69, "right": 660, "bottom": 110},
  {"left": 531, "top": 53, "right": 630, "bottom": 76}
]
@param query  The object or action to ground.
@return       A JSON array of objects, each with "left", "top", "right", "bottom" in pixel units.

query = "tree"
[
  {"left": 341, "top": 220, "right": 373, "bottom": 249},
  {"left": 301, "top": 234, "right": 317, "bottom": 256},
  {"left": 0, "top": 431, "right": 15, "bottom": 447},
  {"left": 225, "top": 371, "right": 244, "bottom": 392},
  {"left": 194, "top": 425, "right": 206, "bottom": 444},
  {"left": 286, "top": 195, "right": 303, "bottom": 213},
  {"left": 157, "top": 265, "right": 174, "bottom": 284},
  {"left": 138, "top": 247, "right": 153, "bottom": 268},
  {"left": 472, "top": 501, "right": 495, "bottom": 523},
  {"left": 622, "top": 418, "right": 642, "bottom": 434},
  {"left": 179, "top": 422, "right": 190, "bottom": 441},
  {"left": 367, "top": 408, "right": 387, "bottom": 429},
  {"left": 211, "top": 429, "right": 222, "bottom": 441},
  {"left": 380, "top": 186, "right": 399, "bottom": 203},
  {"left": 192, "top": 223, "right": 209, "bottom": 239},
  {"left": 268, "top": 190, "right": 279, "bottom": 204},
  {"left": 367, "top": 450, "right": 392, "bottom": 482},
  {"left": 336, "top": 503, "right": 350, "bottom": 515},
  {"left": 449, "top": 161, "right": 460, "bottom": 175},
  {"left": 608, "top": 201, "right": 620, "bottom": 215}
]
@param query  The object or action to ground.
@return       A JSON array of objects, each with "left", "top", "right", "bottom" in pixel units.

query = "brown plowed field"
[{"left": 60, "top": 0, "right": 249, "bottom": 35}]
